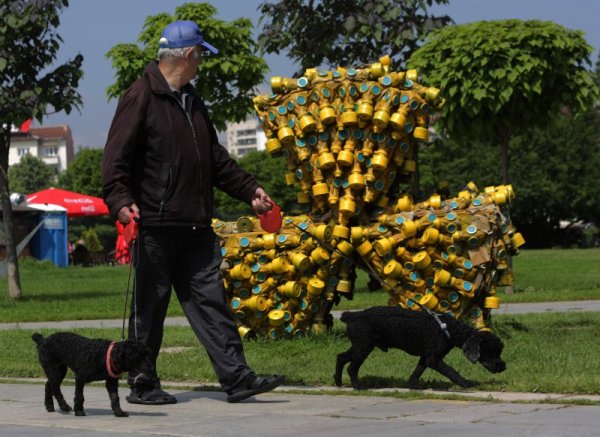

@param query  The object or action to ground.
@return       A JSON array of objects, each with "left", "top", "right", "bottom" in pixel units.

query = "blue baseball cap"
[{"left": 158, "top": 20, "right": 218, "bottom": 54}]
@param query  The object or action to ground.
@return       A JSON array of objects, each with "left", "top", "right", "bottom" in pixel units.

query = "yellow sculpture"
[{"left": 213, "top": 56, "right": 524, "bottom": 339}]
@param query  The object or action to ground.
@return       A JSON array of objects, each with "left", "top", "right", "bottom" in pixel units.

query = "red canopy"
[{"left": 26, "top": 187, "right": 109, "bottom": 217}]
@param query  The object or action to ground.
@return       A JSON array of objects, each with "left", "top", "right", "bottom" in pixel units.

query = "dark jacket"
[{"left": 102, "top": 61, "right": 259, "bottom": 227}]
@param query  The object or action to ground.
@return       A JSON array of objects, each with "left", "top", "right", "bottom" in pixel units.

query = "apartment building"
[
  {"left": 225, "top": 116, "right": 267, "bottom": 157},
  {"left": 9, "top": 125, "right": 74, "bottom": 173}
]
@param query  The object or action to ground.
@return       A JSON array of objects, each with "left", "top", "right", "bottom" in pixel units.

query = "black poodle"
[
  {"left": 334, "top": 306, "right": 506, "bottom": 389},
  {"left": 32, "top": 332, "right": 152, "bottom": 417}
]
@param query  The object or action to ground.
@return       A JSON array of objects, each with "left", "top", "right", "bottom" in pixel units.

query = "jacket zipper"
[{"left": 173, "top": 93, "right": 207, "bottom": 222}]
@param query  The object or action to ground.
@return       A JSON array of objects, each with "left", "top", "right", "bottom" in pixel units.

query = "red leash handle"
[
  {"left": 123, "top": 210, "right": 139, "bottom": 246},
  {"left": 257, "top": 200, "right": 282, "bottom": 233}
]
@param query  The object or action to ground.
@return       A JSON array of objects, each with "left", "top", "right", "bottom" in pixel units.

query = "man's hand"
[
  {"left": 117, "top": 203, "right": 139, "bottom": 225},
  {"left": 251, "top": 187, "right": 273, "bottom": 215}
]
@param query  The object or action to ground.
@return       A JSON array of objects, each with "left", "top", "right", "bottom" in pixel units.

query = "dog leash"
[
  {"left": 121, "top": 211, "right": 139, "bottom": 342},
  {"left": 285, "top": 218, "right": 451, "bottom": 339}
]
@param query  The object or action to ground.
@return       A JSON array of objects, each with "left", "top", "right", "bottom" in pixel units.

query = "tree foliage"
[
  {"left": 106, "top": 2, "right": 268, "bottom": 131},
  {"left": 258, "top": 0, "right": 452, "bottom": 73},
  {"left": 509, "top": 110, "right": 600, "bottom": 246},
  {"left": 214, "top": 151, "right": 298, "bottom": 221},
  {"left": 7, "top": 155, "right": 55, "bottom": 194},
  {"left": 0, "top": 0, "right": 83, "bottom": 299},
  {"left": 408, "top": 19, "right": 599, "bottom": 183},
  {"left": 258, "top": 0, "right": 452, "bottom": 195},
  {"left": 58, "top": 148, "right": 103, "bottom": 197},
  {"left": 419, "top": 107, "right": 600, "bottom": 247},
  {"left": 0, "top": 0, "right": 84, "bottom": 126}
]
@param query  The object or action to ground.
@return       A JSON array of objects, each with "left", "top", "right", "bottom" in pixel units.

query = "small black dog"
[
  {"left": 32, "top": 332, "right": 152, "bottom": 417},
  {"left": 334, "top": 306, "right": 506, "bottom": 389}
]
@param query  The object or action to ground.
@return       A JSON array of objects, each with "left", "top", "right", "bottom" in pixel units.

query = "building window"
[
  {"left": 41, "top": 147, "right": 58, "bottom": 156},
  {"left": 238, "top": 138, "right": 257, "bottom": 146},
  {"left": 236, "top": 129, "right": 256, "bottom": 137},
  {"left": 17, "top": 148, "right": 30, "bottom": 156}
]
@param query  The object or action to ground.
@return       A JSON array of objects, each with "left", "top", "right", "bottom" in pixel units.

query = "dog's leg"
[
  {"left": 407, "top": 357, "right": 428, "bottom": 389},
  {"left": 334, "top": 348, "right": 353, "bottom": 387},
  {"left": 73, "top": 378, "right": 86, "bottom": 416},
  {"left": 347, "top": 344, "right": 374, "bottom": 390},
  {"left": 44, "top": 380, "right": 55, "bottom": 412},
  {"left": 46, "top": 365, "right": 71, "bottom": 413},
  {"left": 37, "top": 345, "right": 56, "bottom": 412},
  {"left": 431, "top": 360, "right": 476, "bottom": 388},
  {"left": 106, "top": 378, "right": 128, "bottom": 417}
]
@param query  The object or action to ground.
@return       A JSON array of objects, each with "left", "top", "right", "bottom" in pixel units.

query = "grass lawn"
[
  {"left": 0, "top": 248, "right": 599, "bottom": 322},
  {"left": 3, "top": 312, "right": 600, "bottom": 395},
  {"left": 1, "top": 249, "right": 599, "bottom": 396}
]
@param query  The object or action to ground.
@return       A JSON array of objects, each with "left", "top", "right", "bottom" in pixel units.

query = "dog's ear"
[{"left": 462, "top": 335, "right": 481, "bottom": 363}]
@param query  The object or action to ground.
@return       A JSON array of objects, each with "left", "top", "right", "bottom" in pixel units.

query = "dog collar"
[{"left": 106, "top": 342, "right": 121, "bottom": 378}]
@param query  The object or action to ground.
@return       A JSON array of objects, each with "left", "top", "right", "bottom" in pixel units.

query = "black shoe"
[
  {"left": 226, "top": 375, "right": 285, "bottom": 403},
  {"left": 126, "top": 387, "right": 177, "bottom": 405}
]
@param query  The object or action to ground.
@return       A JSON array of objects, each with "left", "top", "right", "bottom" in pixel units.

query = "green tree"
[
  {"left": 58, "top": 148, "right": 103, "bottom": 197},
  {"left": 258, "top": 0, "right": 452, "bottom": 73},
  {"left": 510, "top": 109, "right": 600, "bottom": 247},
  {"left": 81, "top": 227, "right": 103, "bottom": 252},
  {"left": 0, "top": 0, "right": 83, "bottom": 299},
  {"left": 214, "top": 151, "right": 298, "bottom": 221},
  {"left": 7, "top": 155, "right": 55, "bottom": 194},
  {"left": 408, "top": 19, "right": 599, "bottom": 185},
  {"left": 106, "top": 2, "right": 268, "bottom": 131},
  {"left": 419, "top": 107, "right": 600, "bottom": 247}
]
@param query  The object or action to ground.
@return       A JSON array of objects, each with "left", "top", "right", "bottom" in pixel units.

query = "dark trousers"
[{"left": 128, "top": 226, "right": 252, "bottom": 392}]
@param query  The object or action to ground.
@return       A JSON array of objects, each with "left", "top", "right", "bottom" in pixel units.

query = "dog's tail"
[
  {"left": 31, "top": 333, "right": 45, "bottom": 345},
  {"left": 340, "top": 311, "right": 360, "bottom": 324}
]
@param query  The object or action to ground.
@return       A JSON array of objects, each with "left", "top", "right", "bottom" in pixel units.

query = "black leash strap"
[
  {"left": 121, "top": 252, "right": 133, "bottom": 341},
  {"left": 285, "top": 218, "right": 451, "bottom": 339},
  {"left": 121, "top": 237, "right": 140, "bottom": 341}
]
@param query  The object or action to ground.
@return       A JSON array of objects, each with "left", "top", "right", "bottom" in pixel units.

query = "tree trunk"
[
  {"left": 0, "top": 129, "right": 22, "bottom": 299},
  {"left": 496, "top": 125, "right": 513, "bottom": 292},
  {"left": 498, "top": 128, "right": 511, "bottom": 185},
  {"left": 411, "top": 143, "right": 420, "bottom": 196}
]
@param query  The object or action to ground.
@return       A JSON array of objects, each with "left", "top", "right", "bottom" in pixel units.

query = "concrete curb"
[
  {"left": 2, "top": 300, "right": 600, "bottom": 331},
  {"left": 3, "top": 377, "right": 599, "bottom": 405}
]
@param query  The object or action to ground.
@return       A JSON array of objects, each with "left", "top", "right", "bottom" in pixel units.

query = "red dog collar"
[{"left": 106, "top": 341, "right": 121, "bottom": 378}]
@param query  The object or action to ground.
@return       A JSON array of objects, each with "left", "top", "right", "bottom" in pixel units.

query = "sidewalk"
[
  {"left": 2, "top": 300, "right": 600, "bottom": 331},
  {"left": 1, "top": 382, "right": 599, "bottom": 436}
]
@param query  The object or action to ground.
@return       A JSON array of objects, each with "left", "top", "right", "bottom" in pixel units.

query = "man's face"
[{"left": 184, "top": 46, "right": 203, "bottom": 80}]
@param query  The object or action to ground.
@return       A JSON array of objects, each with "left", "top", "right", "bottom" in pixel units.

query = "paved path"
[
  {"left": 2, "top": 300, "right": 600, "bottom": 331},
  {"left": 1, "top": 383, "right": 599, "bottom": 436}
]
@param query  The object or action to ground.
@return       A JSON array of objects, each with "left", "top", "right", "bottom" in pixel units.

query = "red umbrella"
[{"left": 26, "top": 187, "right": 109, "bottom": 217}]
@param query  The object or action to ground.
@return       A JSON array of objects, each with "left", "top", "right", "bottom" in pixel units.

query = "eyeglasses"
[{"left": 189, "top": 48, "right": 213, "bottom": 61}]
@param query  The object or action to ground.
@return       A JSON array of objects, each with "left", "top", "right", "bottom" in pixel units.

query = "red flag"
[{"left": 20, "top": 119, "right": 32, "bottom": 133}]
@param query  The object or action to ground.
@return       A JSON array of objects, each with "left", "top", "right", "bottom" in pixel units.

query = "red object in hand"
[
  {"left": 257, "top": 200, "right": 282, "bottom": 233},
  {"left": 123, "top": 211, "right": 139, "bottom": 246}
]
